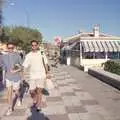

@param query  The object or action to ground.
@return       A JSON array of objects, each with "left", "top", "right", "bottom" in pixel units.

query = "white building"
[{"left": 61, "top": 25, "right": 120, "bottom": 71}]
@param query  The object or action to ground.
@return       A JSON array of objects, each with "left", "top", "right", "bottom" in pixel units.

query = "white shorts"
[
  {"left": 29, "top": 78, "right": 45, "bottom": 90},
  {"left": 6, "top": 79, "right": 20, "bottom": 90}
]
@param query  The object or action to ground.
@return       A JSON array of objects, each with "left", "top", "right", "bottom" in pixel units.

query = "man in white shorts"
[
  {"left": 23, "top": 40, "right": 49, "bottom": 111},
  {"left": 1, "top": 42, "right": 22, "bottom": 116}
]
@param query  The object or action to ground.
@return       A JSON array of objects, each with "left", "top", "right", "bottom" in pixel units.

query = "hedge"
[{"left": 103, "top": 60, "right": 120, "bottom": 75}]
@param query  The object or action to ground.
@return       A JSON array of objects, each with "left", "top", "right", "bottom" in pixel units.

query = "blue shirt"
[{"left": 1, "top": 52, "right": 22, "bottom": 82}]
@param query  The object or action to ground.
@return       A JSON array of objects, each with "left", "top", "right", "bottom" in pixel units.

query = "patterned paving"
[{"left": 0, "top": 66, "right": 117, "bottom": 120}]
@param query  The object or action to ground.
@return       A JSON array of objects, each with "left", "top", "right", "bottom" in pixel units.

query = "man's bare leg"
[
  {"left": 6, "top": 86, "right": 14, "bottom": 116},
  {"left": 29, "top": 90, "right": 37, "bottom": 106},
  {"left": 35, "top": 87, "right": 43, "bottom": 111},
  {"left": 7, "top": 86, "right": 12, "bottom": 105},
  {"left": 11, "top": 90, "right": 19, "bottom": 111}
]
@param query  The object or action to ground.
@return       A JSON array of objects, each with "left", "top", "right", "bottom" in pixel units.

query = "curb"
[{"left": 88, "top": 68, "right": 120, "bottom": 90}]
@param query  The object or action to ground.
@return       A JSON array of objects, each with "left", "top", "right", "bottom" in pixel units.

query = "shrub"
[{"left": 103, "top": 60, "right": 120, "bottom": 75}]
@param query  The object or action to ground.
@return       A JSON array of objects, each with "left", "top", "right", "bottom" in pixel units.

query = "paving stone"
[
  {"left": 61, "top": 92, "right": 76, "bottom": 96},
  {"left": 68, "top": 81, "right": 78, "bottom": 84},
  {"left": 11, "top": 108, "right": 26, "bottom": 116},
  {"left": 87, "top": 113, "right": 105, "bottom": 120},
  {"left": 46, "top": 96, "right": 62, "bottom": 102},
  {"left": 65, "top": 106, "right": 87, "bottom": 113},
  {"left": 75, "top": 91, "right": 94, "bottom": 100},
  {"left": 0, "top": 98, "right": 7, "bottom": 104},
  {"left": 59, "top": 86, "right": 74, "bottom": 93},
  {"left": 48, "top": 89, "right": 60, "bottom": 97},
  {"left": 68, "top": 113, "right": 90, "bottom": 120},
  {"left": 65, "top": 78, "right": 76, "bottom": 83},
  {"left": 42, "top": 105, "right": 66, "bottom": 115},
  {"left": 48, "top": 114, "right": 69, "bottom": 120},
  {"left": 0, "top": 105, "right": 8, "bottom": 117},
  {"left": 80, "top": 99, "right": 99, "bottom": 105},
  {"left": 2, "top": 116, "right": 27, "bottom": 120},
  {"left": 62, "top": 96, "right": 81, "bottom": 106},
  {"left": 56, "top": 80, "right": 68, "bottom": 85},
  {"left": 57, "top": 83, "right": 68, "bottom": 87},
  {"left": 78, "top": 113, "right": 90, "bottom": 120},
  {"left": 47, "top": 101, "right": 63, "bottom": 106},
  {"left": 73, "top": 88, "right": 85, "bottom": 92},
  {"left": 68, "top": 113, "right": 80, "bottom": 120},
  {"left": 85, "top": 105, "right": 109, "bottom": 116},
  {"left": 69, "top": 84, "right": 81, "bottom": 89}
]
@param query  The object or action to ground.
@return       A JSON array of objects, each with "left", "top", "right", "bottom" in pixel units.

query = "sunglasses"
[
  {"left": 32, "top": 44, "right": 37, "bottom": 46},
  {"left": 8, "top": 47, "right": 14, "bottom": 49}
]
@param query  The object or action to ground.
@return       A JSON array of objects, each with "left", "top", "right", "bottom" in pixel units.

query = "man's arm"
[
  {"left": 43, "top": 54, "right": 49, "bottom": 74},
  {"left": 0, "top": 55, "right": 6, "bottom": 84},
  {"left": 22, "top": 54, "right": 30, "bottom": 80},
  {"left": 42, "top": 53, "right": 51, "bottom": 79}
]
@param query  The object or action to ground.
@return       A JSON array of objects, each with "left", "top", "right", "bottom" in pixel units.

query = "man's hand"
[
  {"left": 10, "top": 68, "right": 22, "bottom": 74},
  {"left": 10, "top": 69, "right": 18, "bottom": 74}
]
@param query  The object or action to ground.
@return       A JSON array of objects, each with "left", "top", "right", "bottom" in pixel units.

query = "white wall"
[
  {"left": 81, "top": 59, "right": 108, "bottom": 67},
  {"left": 71, "top": 56, "right": 109, "bottom": 70}
]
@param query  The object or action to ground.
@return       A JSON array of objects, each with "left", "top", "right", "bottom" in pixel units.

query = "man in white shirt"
[{"left": 23, "top": 40, "right": 49, "bottom": 111}]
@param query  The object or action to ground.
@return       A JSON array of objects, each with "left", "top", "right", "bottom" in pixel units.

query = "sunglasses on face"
[
  {"left": 32, "top": 44, "right": 37, "bottom": 47},
  {"left": 8, "top": 47, "right": 14, "bottom": 49}
]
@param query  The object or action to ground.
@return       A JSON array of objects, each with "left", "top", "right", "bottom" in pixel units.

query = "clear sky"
[{"left": 3, "top": 0, "right": 120, "bottom": 41}]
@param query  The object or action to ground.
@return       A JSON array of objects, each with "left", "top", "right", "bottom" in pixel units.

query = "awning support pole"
[
  {"left": 79, "top": 39, "right": 82, "bottom": 65},
  {"left": 105, "top": 52, "right": 108, "bottom": 60}
]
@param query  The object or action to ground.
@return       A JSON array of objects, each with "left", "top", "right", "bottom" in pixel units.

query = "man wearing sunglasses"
[
  {"left": 1, "top": 42, "right": 22, "bottom": 116},
  {"left": 23, "top": 40, "right": 49, "bottom": 111}
]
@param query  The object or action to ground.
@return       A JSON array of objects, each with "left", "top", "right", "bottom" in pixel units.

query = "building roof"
[
  {"left": 63, "top": 32, "right": 120, "bottom": 42},
  {"left": 62, "top": 25, "right": 120, "bottom": 53}
]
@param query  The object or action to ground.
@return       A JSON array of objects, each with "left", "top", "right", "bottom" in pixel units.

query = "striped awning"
[{"left": 81, "top": 40, "right": 120, "bottom": 52}]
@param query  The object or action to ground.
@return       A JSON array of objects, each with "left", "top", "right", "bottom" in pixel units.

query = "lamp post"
[
  {"left": 25, "top": 9, "right": 29, "bottom": 27},
  {"left": 0, "top": 0, "right": 3, "bottom": 27},
  {"left": 8, "top": 2, "right": 30, "bottom": 27},
  {"left": 0, "top": 0, "right": 4, "bottom": 42}
]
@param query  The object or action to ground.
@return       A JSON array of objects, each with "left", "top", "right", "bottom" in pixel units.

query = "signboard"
[{"left": 54, "top": 36, "right": 61, "bottom": 46}]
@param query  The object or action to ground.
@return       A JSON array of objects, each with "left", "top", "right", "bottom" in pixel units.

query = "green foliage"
[
  {"left": 103, "top": 60, "right": 120, "bottom": 75},
  {"left": 2, "top": 26, "right": 43, "bottom": 52}
]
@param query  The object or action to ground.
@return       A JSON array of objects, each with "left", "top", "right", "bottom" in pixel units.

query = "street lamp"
[
  {"left": 7, "top": 2, "right": 30, "bottom": 27},
  {"left": 0, "top": 0, "right": 5, "bottom": 42},
  {"left": 0, "top": 0, "right": 4, "bottom": 27}
]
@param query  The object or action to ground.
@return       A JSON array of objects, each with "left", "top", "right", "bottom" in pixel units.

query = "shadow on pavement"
[
  {"left": 0, "top": 81, "right": 5, "bottom": 92},
  {"left": 26, "top": 106, "right": 50, "bottom": 120}
]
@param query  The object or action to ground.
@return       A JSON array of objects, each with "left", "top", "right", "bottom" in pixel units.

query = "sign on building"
[{"left": 54, "top": 36, "right": 61, "bottom": 46}]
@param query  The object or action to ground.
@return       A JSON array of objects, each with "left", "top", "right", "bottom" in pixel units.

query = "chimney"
[{"left": 93, "top": 24, "right": 100, "bottom": 37}]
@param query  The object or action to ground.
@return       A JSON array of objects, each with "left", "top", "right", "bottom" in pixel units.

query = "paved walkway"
[{"left": 0, "top": 65, "right": 120, "bottom": 120}]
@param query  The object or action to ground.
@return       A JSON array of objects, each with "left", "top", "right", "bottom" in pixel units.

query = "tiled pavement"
[{"left": 0, "top": 65, "right": 120, "bottom": 120}]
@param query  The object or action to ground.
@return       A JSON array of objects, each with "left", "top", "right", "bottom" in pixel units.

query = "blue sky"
[{"left": 3, "top": 0, "right": 120, "bottom": 41}]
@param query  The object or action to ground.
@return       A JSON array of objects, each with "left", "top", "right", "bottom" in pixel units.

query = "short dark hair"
[
  {"left": 30, "top": 40, "right": 39, "bottom": 45},
  {"left": 7, "top": 41, "right": 15, "bottom": 46}
]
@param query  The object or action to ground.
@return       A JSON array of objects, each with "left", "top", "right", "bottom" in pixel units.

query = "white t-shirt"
[{"left": 23, "top": 51, "right": 48, "bottom": 79}]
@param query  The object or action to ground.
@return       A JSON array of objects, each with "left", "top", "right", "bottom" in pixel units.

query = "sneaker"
[
  {"left": 17, "top": 100, "right": 22, "bottom": 106},
  {"left": 6, "top": 108, "right": 13, "bottom": 116}
]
